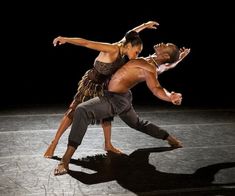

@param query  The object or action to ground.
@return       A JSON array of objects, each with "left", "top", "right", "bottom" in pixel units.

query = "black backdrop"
[{"left": 1, "top": 1, "right": 234, "bottom": 108}]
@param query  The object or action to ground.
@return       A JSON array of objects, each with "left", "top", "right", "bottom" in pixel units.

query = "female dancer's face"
[{"left": 126, "top": 44, "right": 143, "bottom": 59}]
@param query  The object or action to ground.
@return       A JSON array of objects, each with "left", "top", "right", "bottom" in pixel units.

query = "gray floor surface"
[{"left": 0, "top": 105, "right": 235, "bottom": 196}]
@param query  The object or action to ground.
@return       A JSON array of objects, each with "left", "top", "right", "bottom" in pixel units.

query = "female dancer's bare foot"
[
  {"left": 105, "top": 144, "right": 123, "bottom": 154},
  {"left": 54, "top": 161, "right": 68, "bottom": 176},
  {"left": 44, "top": 141, "right": 57, "bottom": 158},
  {"left": 167, "top": 135, "right": 183, "bottom": 148}
]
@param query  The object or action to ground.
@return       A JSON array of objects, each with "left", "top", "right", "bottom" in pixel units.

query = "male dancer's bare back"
[{"left": 109, "top": 58, "right": 181, "bottom": 105}]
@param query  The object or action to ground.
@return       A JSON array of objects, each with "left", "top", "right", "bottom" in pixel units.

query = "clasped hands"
[{"left": 170, "top": 92, "right": 182, "bottom": 105}]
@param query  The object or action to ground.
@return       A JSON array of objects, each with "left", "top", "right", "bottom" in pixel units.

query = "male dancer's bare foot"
[
  {"left": 105, "top": 144, "right": 123, "bottom": 154},
  {"left": 166, "top": 135, "right": 183, "bottom": 148},
  {"left": 54, "top": 161, "right": 69, "bottom": 176},
  {"left": 44, "top": 141, "right": 57, "bottom": 158}
]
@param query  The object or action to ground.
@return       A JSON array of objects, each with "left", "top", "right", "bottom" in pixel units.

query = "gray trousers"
[{"left": 68, "top": 90, "right": 169, "bottom": 148}]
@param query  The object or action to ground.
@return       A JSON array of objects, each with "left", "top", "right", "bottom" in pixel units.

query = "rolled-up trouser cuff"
[
  {"left": 102, "top": 116, "right": 114, "bottom": 122},
  {"left": 163, "top": 132, "right": 170, "bottom": 140},
  {"left": 68, "top": 139, "right": 80, "bottom": 149}
]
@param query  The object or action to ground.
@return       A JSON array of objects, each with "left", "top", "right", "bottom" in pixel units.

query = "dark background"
[{"left": 1, "top": 1, "right": 234, "bottom": 109}]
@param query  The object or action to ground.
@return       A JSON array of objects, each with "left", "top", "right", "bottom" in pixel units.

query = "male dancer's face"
[{"left": 154, "top": 43, "right": 175, "bottom": 55}]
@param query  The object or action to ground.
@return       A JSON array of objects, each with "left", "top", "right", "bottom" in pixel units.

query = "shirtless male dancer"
[{"left": 54, "top": 42, "right": 183, "bottom": 175}]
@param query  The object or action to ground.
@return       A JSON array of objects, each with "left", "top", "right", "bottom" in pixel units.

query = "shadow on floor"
[{"left": 53, "top": 147, "right": 235, "bottom": 195}]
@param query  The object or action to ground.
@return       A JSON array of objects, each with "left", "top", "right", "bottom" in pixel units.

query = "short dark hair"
[{"left": 167, "top": 44, "right": 180, "bottom": 63}]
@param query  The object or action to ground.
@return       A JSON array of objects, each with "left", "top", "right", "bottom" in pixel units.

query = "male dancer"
[{"left": 55, "top": 42, "right": 183, "bottom": 175}]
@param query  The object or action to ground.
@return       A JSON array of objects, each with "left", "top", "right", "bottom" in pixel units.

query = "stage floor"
[{"left": 1, "top": 105, "right": 235, "bottom": 195}]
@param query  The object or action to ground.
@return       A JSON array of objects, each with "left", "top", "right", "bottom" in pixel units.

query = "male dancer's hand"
[{"left": 170, "top": 92, "right": 182, "bottom": 105}]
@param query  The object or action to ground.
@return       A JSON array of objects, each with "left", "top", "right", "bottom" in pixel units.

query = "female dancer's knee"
[{"left": 64, "top": 108, "right": 75, "bottom": 119}]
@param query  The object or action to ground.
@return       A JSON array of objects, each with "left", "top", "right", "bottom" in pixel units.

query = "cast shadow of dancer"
[{"left": 53, "top": 147, "right": 235, "bottom": 195}]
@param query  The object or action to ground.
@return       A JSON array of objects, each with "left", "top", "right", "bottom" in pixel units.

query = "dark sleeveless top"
[{"left": 88, "top": 54, "right": 128, "bottom": 84}]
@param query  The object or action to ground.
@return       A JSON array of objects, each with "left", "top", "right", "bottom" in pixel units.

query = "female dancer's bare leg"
[{"left": 44, "top": 116, "right": 72, "bottom": 158}]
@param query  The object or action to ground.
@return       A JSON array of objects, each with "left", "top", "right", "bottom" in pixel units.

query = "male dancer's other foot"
[{"left": 167, "top": 135, "right": 183, "bottom": 148}]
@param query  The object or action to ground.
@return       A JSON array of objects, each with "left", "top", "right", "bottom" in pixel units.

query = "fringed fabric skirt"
[{"left": 65, "top": 68, "right": 112, "bottom": 124}]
